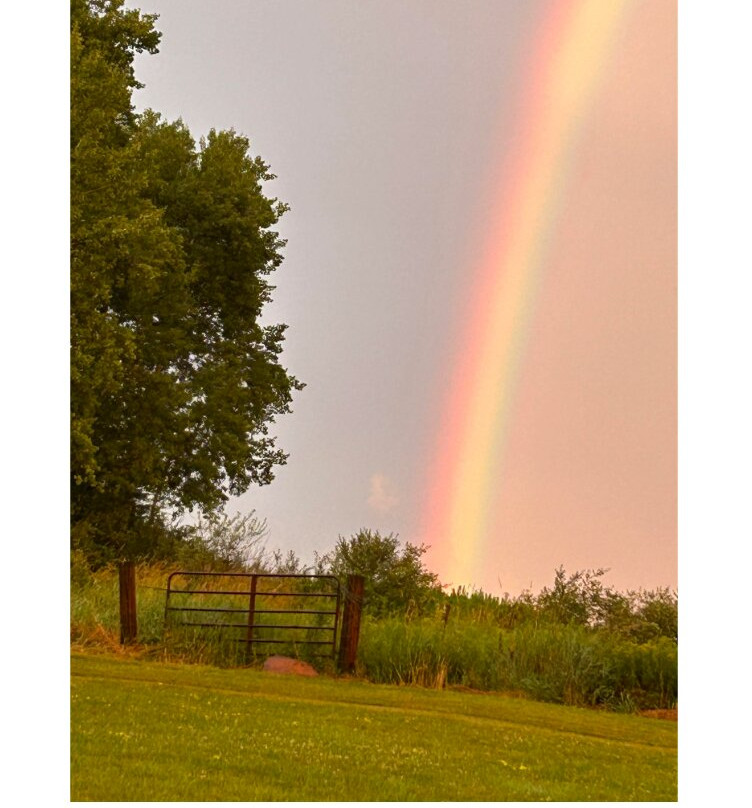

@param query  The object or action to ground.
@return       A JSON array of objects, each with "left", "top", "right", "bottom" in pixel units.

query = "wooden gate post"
[
  {"left": 118, "top": 561, "right": 138, "bottom": 644},
  {"left": 338, "top": 574, "right": 365, "bottom": 673}
]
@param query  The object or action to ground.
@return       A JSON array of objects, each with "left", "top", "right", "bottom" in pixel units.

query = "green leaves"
[
  {"left": 320, "top": 530, "right": 441, "bottom": 617},
  {"left": 71, "top": 1, "right": 302, "bottom": 559}
]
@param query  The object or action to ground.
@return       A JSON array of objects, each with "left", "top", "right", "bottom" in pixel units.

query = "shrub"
[
  {"left": 174, "top": 511, "right": 269, "bottom": 571},
  {"left": 318, "top": 529, "right": 442, "bottom": 617}
]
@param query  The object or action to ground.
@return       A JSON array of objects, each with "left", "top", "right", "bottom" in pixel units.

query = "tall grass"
[
  {"left": 356, "top": 617, "right": 677, "bottom": 710},
  {"left": 71, "top": 556, "right": 171, "bottom": 648},
  {"left": 71, "top": 555, "right": 338, "bottom": 668},
  {"left": 70, "top": 557, "right": 676, "bottom": 711}
]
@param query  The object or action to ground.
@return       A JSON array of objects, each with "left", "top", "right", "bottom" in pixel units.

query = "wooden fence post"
[
  {"left": 118, "top": 561, "right": 138, "bottom": 644},
  {"left": 338, "top": 574, "right": 365, "bottom": 674}
]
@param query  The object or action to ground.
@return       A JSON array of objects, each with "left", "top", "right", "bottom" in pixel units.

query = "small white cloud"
[{"left": 367, "top": 473, "right": 399, "bottom": 513}]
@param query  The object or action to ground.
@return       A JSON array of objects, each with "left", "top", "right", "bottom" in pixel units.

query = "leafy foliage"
[
  {"left": 537, "top": 566, "right": 621, "bottom": 626},
  {"left": 318, "top": 529, "right": 442, "bottom": 617},
  {"left": 445, "top": 567, "right": 677, "bottom": 644},
  {"left": 71, "top": 1, "right": 302, "bottom": 560}
]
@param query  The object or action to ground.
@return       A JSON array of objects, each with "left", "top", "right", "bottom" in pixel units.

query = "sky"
[
  {"left": 9, "top": 3, "right": 751, "bottom": 803},
  {"left": 127, "top": 0, "right": 677, "bottom": 596}
]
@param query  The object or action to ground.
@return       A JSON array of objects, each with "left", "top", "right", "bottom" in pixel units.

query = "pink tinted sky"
[
  {"left": 466, "top": 1, "right": 677, "bottom": 592},
  {"left": 127, "top": 0, "right": 677, "bottom": 596}
]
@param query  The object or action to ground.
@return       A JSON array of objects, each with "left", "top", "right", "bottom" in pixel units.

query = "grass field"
[{"left": 71, "top": 652, "right": 677, "bottom": 801}]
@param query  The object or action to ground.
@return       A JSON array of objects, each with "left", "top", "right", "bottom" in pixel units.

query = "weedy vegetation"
[{"left": 71, "top": 523, "right": 677, "bottom": 712}]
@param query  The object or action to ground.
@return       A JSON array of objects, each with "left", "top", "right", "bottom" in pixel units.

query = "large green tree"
[{"left": 71, "top": 0, "right": 302, "bottom": 559}]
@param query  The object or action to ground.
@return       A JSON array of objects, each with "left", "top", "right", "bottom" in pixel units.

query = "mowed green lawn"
[{"left": 71, "top": 653, "right": 677, "bottom": 801}]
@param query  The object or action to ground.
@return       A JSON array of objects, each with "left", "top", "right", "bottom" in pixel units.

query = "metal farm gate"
[{"left": 164, "top": 571, "right": 341, "bottom": 659}]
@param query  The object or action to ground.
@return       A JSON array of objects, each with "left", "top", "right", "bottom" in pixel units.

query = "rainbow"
[{"left": 421, "top": 0, "right": 630, "bottom": 589}]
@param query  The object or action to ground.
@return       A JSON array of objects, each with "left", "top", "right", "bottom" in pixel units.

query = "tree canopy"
[{"left": 71, "top": 0, "right": 302, "bottom": 560}]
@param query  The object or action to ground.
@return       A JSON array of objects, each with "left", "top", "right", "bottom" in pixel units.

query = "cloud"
[{"left": 367, "top": 473, "right": 399, "bottom": 513}]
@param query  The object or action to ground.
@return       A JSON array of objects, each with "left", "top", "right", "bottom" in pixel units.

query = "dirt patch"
[{"left": 262, "top": 655, "right": 318, "bottom": 677}]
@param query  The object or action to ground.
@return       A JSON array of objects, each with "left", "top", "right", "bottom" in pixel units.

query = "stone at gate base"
[{"left": 262, "top": 655, "right": 318, "bottom": 677}]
